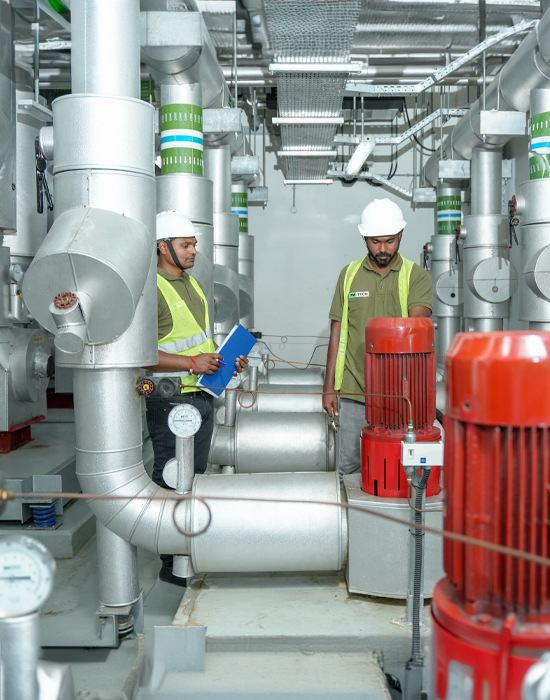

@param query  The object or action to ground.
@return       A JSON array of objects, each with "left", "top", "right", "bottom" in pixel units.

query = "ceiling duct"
[{"left": 264, "top": 0, "right": 361, "bottom": 180}]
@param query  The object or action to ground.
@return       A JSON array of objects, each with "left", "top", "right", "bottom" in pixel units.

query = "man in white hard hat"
[
  {"left": 145, "top": 210, "right": 248, "bottom": 586},
  {"left": 322, "top": 198, "right": 433, "bottom": 476}
]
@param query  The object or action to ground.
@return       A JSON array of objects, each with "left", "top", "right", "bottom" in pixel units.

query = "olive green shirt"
[
  {"left": 329, "top": 254, "right": 433, "bottom": 403},
  {"left": 157, "top": 267, "right": 208, "bottom": 341}
]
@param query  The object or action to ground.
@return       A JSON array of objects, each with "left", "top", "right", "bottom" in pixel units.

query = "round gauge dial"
[
  {"left": 167, "top": 404, "right": 202, "bottom": 438},
  {"left": 0, "top": 536, "right": 56, "bottom": 617}
]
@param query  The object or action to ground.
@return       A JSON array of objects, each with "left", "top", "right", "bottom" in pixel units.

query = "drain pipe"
[
  {"left": 515, "top": 88, "right": 550, "bottom": 331},
  {"left": 462, "top": 149, "right": 518, "bottom": 331}
]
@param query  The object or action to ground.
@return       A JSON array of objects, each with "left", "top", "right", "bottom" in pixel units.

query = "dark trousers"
[{"left": 145, "top": 391, "right": 214, "bottom": 569}]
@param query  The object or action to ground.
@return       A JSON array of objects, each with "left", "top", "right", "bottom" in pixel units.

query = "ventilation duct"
[{"left": 264, "top": 0, "right": 361, "bottom": 181}]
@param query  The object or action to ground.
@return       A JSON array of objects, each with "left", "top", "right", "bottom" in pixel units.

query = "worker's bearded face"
[{"left": 365, "top": 232, "right": 402, "bottom": 268}]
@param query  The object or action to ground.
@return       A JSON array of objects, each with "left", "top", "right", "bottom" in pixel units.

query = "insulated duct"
[
  {"left": 424, "top": 11, "right": 550, "bottom": 188},
  {"left": 264, "top": 0, "right": 361, "bottom": 180}
]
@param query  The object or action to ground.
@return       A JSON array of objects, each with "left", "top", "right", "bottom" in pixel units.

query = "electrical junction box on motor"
[{"left": 401, "top": 441, "right": 444, "bottom": 468}]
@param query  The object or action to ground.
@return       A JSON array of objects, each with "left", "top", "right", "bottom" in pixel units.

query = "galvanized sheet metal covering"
[{"left": 264, "top": 0, "right": 361, "bottom": 180}]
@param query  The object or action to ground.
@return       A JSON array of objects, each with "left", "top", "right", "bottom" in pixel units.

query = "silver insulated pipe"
[
  {"left": 462, "top": 149, "right": 518, "bottom": 331},
  {"left": 516, "top": 88, "right": 550, "bottom": 330},
  {"left": 423, "top": 12, "right": 550, "bottom": 188},
  {"left": 23, "top": 0, "right": 158, "bottom": 608},
  {"left": 428, "top": 182, "right": 463, "bottom": 372},
  {"left": 74, "top": 368, "right": 346, "bottom": 572}
]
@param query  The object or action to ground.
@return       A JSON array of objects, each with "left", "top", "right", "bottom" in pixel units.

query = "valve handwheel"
[
  {"left": 137, "top": 379, "right": 155, "bottom": 396},
  {"left": 53, "top": 291, "right": 77, "bottom": 310}
]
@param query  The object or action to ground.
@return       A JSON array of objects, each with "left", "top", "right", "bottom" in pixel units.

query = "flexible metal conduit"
[{"left": 424, "top": 11, "right": 550, "bottom": 187}]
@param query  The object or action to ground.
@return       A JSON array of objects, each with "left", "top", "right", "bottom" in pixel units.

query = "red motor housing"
[
  {"left": 433, "top": 331, "right": 550, "bottom": 700},
  {"left": 360, "top": 318, "right": 441, "bottom": 498}
]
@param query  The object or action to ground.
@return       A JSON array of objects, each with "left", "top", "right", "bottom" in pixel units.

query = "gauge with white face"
[
  {"left": 0, "top": 536, "right": 56, "bottom": 617},
  {"left": 167, "top": 404, "right": 202, "bottom": 438}
]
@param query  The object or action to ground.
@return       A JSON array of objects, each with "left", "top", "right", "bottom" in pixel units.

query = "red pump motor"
[
  {"left": 360, "top": 317, "right": 442, "bottom": 498},
  {"left": 433, "top": 331, "right": 550, "bottom": 700}
]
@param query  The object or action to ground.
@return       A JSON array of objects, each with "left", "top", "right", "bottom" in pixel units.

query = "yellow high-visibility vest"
[
  {"left": 151, "top": 274, "right": 215, "bottom": 392},
  {"left": 334, "top": 255, "right": 415, "bottom": 391}
]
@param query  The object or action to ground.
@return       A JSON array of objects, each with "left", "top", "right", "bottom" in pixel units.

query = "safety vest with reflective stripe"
[
  {"left": 152, "top": 273, "right": 215, "bottom": 392},
  {"left": 334, "top": 255, "right": 415, "bottom": 391}
]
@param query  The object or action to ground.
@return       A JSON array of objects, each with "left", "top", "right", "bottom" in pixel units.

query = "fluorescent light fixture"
[
  {"left": 284, "top": 179, "right": 334, "bottom": 185},
  {"left": 345, "top": 139, "right": 376, "bottom": 177},
  {"left": 278, "top": 150, "right": 337, "bottom": 157},
  {"left": 273, "top": 117, "right": 344, "bottom": 125},
  {"left": 269, "top": 63, "right": 363, "bottom": 74}
]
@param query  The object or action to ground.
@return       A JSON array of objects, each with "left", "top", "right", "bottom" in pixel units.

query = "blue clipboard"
[{"left": 196, "top": 324, "right": 257, "bottom": 397}]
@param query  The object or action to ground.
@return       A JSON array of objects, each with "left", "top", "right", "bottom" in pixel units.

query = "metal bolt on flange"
[
  {"left": 137, "top": 379, "right": 155, "bottom": 396},
  {"left": 53, "top": 291, "right": 78, "bottom": 310}
]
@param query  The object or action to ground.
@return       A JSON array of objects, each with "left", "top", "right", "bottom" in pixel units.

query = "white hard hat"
[
  {"left": 156, "top": 210, "right": 196, "bottom": 242},
  {"left": 358, "top": 198, "right": 407, "bottom": 238}
]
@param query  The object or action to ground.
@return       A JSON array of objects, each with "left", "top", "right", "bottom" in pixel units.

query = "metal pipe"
[
  {"left": 74, "top": 368, "right": 346, "bottom": 571},
  {"left": 190, "top": 472, "right": 346, "bottom": 573},
  {"left": 248, "top": 366, "right": 259, "bottom": 391},
  {"left": 95, "top": 520, "right": 140, "bottom": 607},
  {"left": 429, "top": 182, "right": 463, "bottom": 370},
  {"left": 32, "top": 4, "right": 40, "bottom": 101},
  {"left": 471, "top": 149, "right": 502, "bottom": 215},
  {"left": 424, "top": 12, "right": 550, "bottom": 187},
  {"left": 463, "top": 148, "right": 516, "bottom": 329},
  {"left": 175, "top": 436, "right": 194, "bottom": 494},
  {"left": 0, "top": 612, "right": 40, "bottom": 700},
  {"left": 209, "top": 412, "right": 335, "bottom": 472},
  {"left": 224, "top": 386, "right": 238, "bottom": 427},
  {"left": 71, "top": 0, "right": 140, "bottom": 98},
  {"left": 238, "top": 383, "right": 323, "bottom": 413},
  {"left": 517, "top": 88, "right": 550, "bottom": 328}
]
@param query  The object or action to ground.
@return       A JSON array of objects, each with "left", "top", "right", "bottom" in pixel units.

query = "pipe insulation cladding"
[
  {"left": 423, "top": 11, "right": 550, "bottom": 187},
  {"left": 74, "top": 368, "right": 347, "bottom": 570}
]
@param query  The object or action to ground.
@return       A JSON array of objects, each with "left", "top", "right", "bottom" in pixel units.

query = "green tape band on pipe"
[
  {"left": 232, "top": 191, "right": 248, "bottom": 233},
  {"left": 437, "top": 195, "right": 461, "bottom": 235},
  {"left": 529, "top": 111, "right": 550, "bottom": 180},
  {"left": 160, "top": 103, "right": 203, "bottom": 175}
]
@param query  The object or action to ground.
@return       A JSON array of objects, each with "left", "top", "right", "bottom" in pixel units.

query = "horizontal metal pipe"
[
  {"left": 190, "top": 472, "right": 346, "bottom": 572},
  {"left": 238, "top": 383, "right": 323, "bottom": 413},
  {"left": 424, "top": 12, "right": 550, "bottom": 187},
  {"left": 210, "top": 411, "right": 335, "bottom": 472},
  {"left": 75, "top": 368, "right": 345, "bottom": 574}
]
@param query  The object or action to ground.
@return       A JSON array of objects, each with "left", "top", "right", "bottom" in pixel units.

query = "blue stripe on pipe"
[{"left": 160, "top": 135, "right": 204, "bottom": 145}]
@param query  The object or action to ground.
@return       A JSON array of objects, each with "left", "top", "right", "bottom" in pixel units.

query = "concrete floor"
[{"left": 2, "top": 408, "right": 435, "bottom": 698}]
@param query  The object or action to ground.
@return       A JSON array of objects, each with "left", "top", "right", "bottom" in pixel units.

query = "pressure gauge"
[
  {"left": 0, "top": 536, "right": 56, "bottom": 618},
  {"left": 167, "top": 404, "right": 202, "bottom": 438}
]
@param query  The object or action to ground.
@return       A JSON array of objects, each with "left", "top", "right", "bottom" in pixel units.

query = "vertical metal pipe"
[
  {"left": 0, "top": 612, "right": 40, "bottom": 700},
  {"left": 225, "top": 387, "right": 238, "bottom": 427},
  {"left": 175, "top": 437, "right": 195, "bottom": 494},
  {"left": 464, "top": 148, "right": 514, "bottom": 331},
  {"left": 471, "top": 149, "right": 502, "bottom": 215},
  {"left": 233, "top": 10, "right": 238, "bottom": 105},
  {"left": 32, "top": 4, "right": 40, "bottom": 102},
  {"left": 96, "top": 520, "right": 140, "bottom": 607},
  {"left": 71, "top": 0, "right": 140, "bottom": 98}
]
